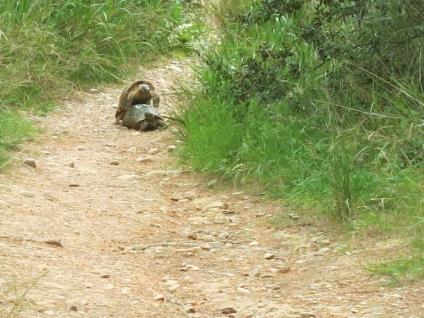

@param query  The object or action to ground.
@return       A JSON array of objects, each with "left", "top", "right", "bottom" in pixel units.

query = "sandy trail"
[{"left": 0, "top": 58, "right": 423, "bottom": 318}]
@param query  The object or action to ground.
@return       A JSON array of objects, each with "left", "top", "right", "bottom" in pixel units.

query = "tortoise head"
[{"left": 139, "top": 84, "right": 151, "bottom": 94}]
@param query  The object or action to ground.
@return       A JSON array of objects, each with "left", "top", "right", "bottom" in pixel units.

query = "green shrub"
[{"left": 177, "top": 0, "right": 424, "bottom": 240}]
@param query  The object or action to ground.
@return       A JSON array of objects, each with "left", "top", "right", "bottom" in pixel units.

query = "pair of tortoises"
[{"left": 115, "top": 80, "right": 165, "bottom": 131}]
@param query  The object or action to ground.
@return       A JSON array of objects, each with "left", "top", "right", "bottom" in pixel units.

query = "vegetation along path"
[{"left": 0, "top": 56, "right": 423, "bottom": 317}]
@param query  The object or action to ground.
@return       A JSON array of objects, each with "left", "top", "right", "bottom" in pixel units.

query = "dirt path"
[{"left": 0, "top": 58, "right": 423, "bottom": 318}]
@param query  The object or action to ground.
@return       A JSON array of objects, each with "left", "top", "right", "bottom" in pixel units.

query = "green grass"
[
  {"left": 369, "top": 241, "right": 424, "bottom": 286},
  {"left": 0, "top": 0, "right": 203, "bottom": 168},
  {"left": 176, "top": 0, "right": 424, "bottom": 283},
  {"left": 372, "top": 256, "right": 424, "bottom": 286},
  {"left": 0, "top": 109, "right": 35, "bottom": 168}
]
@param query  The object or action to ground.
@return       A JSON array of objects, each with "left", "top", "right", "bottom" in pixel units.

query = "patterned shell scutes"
[{"left": 122, "top": 104, "right": 162, "bottom": 129}]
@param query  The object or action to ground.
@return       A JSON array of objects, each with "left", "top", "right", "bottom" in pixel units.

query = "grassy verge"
[
  {"left": 0, "top": 0, "right": 203, "bottom": 167},
  {"left": 176, "top": 0, "right": 424, "bottom": 283},
  {"left": 369, "top": 237, "right": 424, "bottom": 285},
  {"left": 0, "top": 109, "right": 35, "bottom": 168}
]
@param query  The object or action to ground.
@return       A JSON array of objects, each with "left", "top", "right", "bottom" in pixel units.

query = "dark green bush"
[{"left": 178, "top": 0, "right": 423, "bottom": 231}]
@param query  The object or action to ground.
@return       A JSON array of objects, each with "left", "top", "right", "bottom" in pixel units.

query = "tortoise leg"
[
  {"left": 138, "top": 120, "right": 151, "bottom": 131},
  {"left": 155, "top": 119, "right": 166, "bottom": 130}
]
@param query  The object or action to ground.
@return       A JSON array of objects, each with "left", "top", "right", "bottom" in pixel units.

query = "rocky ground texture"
[{"left": 0, "top": 59, "right": 423, "bottom": 318}]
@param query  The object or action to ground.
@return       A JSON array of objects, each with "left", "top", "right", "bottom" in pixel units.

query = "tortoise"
[
  {"left": 115, "top": 80, "right": 160, "bottom": 123},
  {"left": 122, "top": 104, "right": 165, "bottom": 131}
]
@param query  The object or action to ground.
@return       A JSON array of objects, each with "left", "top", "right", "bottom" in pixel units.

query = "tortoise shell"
[{"left": 122, "top": 104, "right": 163, "bottom": 131}]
